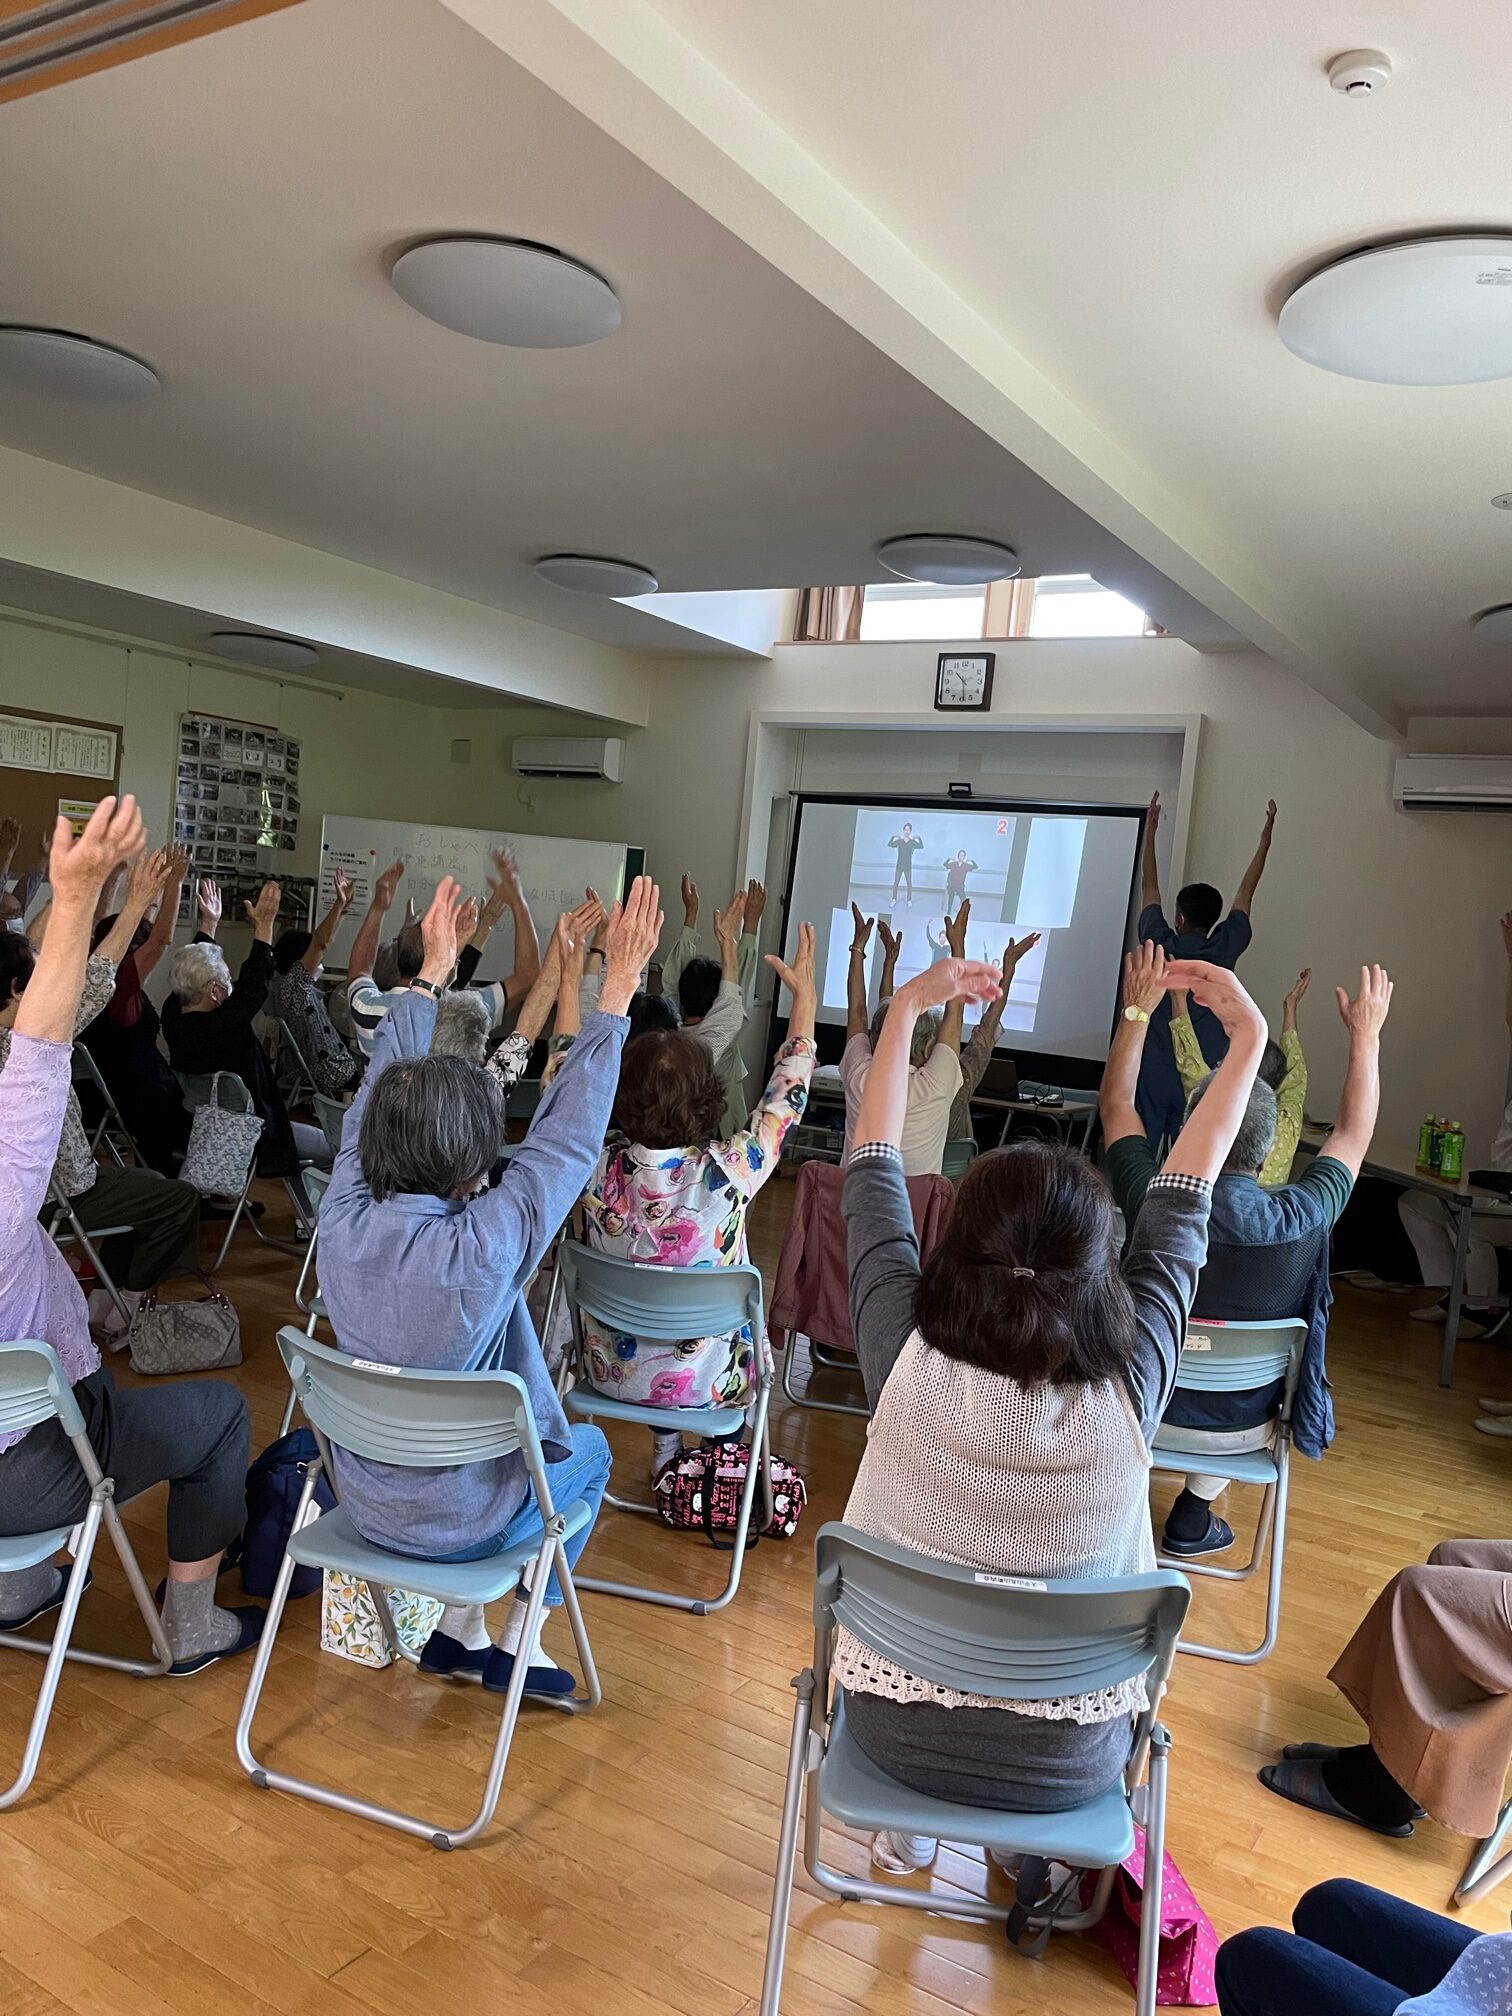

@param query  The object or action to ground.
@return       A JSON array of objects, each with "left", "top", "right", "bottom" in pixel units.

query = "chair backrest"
[
  {"left": 814, "top": 1522, "right": 1190, "bottom": 1704},
  {"left": 557, "top": 1242, "right": 764, "bottom": 1343},
  {"left": 302, "top": 1165, "right": 332, "bottom": 1218},
  {"left": 941, "top": 1136, "right": 978, "bottom": 1181},
  {"left": 1172, "top": 1317, "right": 1307, "bottom": 1404},
  {"left": 313, "top": 1093, "right": 348, "bottom": 1160},
  {"left": 0, "top": 1340, "right": 86, "bottom": 1443},
  {"left": 275, "top": 1326, "right": 544, "bottom": 1472},
  {"left": 175, "top": 1068, "right": 254, "bottom": 1115}
]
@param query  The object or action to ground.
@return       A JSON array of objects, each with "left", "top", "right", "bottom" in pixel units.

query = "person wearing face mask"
[
  {"left": 266, "top": 868, "right": 362, "bottom": 1099},
  {"left": 163, "top": 877, "right": 331, "bottom": 1175}
]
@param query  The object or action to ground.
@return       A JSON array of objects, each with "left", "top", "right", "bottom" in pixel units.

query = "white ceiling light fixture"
[
  {"left": 1279, "top": 236, "right": 1512, "bottom": 386},
  {"left": 0, "top": 326, "right": 159, "bottom": 403},
  {"left": 209, "top": 631, "right": 319, "bottom": 670},
  {"left": 390, "top": 236, "right": 621, "bottom": 348},
  {"left": 533, "top": 553, "right": 658, "bottom": 596},
  {"left": 876, "top": 534, "right": 1021, "bottom": 584},
  {"left": 1472, "top": 605, "right": 1512, "bottom": 647},
  {"left": 1492, "top": 494, "right": 1512, "bottom": 512}
]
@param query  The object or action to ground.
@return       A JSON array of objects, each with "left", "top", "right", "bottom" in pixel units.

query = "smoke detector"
[{"left": 1328, "top": 50, "right": 1392, "bottom": 97}]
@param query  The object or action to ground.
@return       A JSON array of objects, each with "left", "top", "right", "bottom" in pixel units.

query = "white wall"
[{"left": 451, "top": 637, "right": 1512, "bottom": 1159}]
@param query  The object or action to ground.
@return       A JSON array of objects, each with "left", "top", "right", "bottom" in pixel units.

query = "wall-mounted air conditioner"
[
  {"left": 512, "top": 735, "right": 624, "bottom": 781},
  {"left": 1394, "top": 754, "right": 1512, "bottom": 811}
]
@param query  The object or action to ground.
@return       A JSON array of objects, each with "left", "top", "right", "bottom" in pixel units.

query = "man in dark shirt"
[
  {"left": 1135, "top": 792, "right": 1277, "bottom": 1147},
  {"left": 888, "top": 824, "right": 923, "bottom": 905},
  {"left": 1102, "top": 943, "right": 1393, "bottom": 1557}
]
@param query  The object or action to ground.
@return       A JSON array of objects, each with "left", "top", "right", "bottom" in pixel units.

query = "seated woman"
[
  {"left": 80, "top": 840, "right": 195, "bottom": 1175},
  {"left": 839, "top": 942, "right": 1266, "bottom": 1874},
  {"left": 0, "top": 798, "right": 257, "bottom": 1674},
  {"left": 841, "top": 907, "right": 961, "bottom": 1175},
  {"left": 163, "top": 878, "right": 329, "bottom": 1176},
  {"left": 1217, "top": 1877, "right": 1511, "bottom": 2016},
  {"left": 266, "top": 868, "right": 363, "bottom": 1099},
  {"left": 579, "top": 924, "right": 817, "bottom": 1476},
  {"left": 316, "top": 874, "right": 661, "bottom": 1697}
]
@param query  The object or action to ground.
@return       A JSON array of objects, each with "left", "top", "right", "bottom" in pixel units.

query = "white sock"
[
  {"left": 88, "top": 1286, "right": 140, "bottom": 1339},
  {"left": 495, "top": 1589, "right": 553, "bottom": 1668},
  {"left": 650, "top": 1429, "right": 682, "bottom": 1478},
  {"left": 437, "top": 1602, "right": 490, "bottom": 1651}
]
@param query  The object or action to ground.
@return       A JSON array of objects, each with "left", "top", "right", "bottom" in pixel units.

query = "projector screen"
[{"left": 774, "top": 795, "right": 1144, "bottom": 1072}]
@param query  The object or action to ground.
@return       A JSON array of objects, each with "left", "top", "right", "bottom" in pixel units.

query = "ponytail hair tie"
[{"left": 1011, "top": 1266, "right": 1035, "bottom": 1279}]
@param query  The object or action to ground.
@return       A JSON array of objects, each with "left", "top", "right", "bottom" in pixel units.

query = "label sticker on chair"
[
  {"left": 974, "top": 1573, "right": 1047, "bottom": 1590},
  {"left": 350, "top": 1358, "right": 403, "bottom": 1375},
  {"left": 1184, "top": 1334, "right": 1213, "bottom": 1351}
]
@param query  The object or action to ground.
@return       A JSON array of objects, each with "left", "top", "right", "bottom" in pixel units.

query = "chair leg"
[
  {"left": 0, "top": 1506, "right": 103, "bottom": 1810},
  {"left": 1455, "top": 1798, "right": 1512, "bottom": 1906},
  {"left": 1134, "top": 1726, "right": 1171, "bottom": 2016},
  {"left": 209, "top": 1186, "right": 249, "bottom": 1274},
  {"left": 1173, "top": 1462, "right": 1289, "bottom": 1665},
  {"left": 554, "top": 1549, "right": 603, "bottom": 1713},
  {"left": 759, "top": 1668, "right": 817, "bottom": 2016},
  {"left": 779, "top": 1331, "right": 869, "bottom": 1417}
]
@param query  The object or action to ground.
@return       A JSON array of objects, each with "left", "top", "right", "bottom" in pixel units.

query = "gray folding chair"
[
  {"left": 313, "top": 1092, "right": 349, "bottom": 1162},
  {"left": 0, "top": 1340, "right": 173, "bottom": 1810},
  {"left": 44, "top": 1175, "right": 134, "bottom": 1330},
  {"left": 1454, "top": 1796, "right": 1512, "bottom": 1908},
  {"left": 235, "top": 1327, "right": 602, "bottom": 1849},
  {"left": 282, "top": 1166, "right": 334, "bottom": 1436},
  {"left": 550, "top": 1242, "right": 773, "bottom": 1615},
  {"left": 72, "top": 1043, "right": 142, "bottom": 1169},
  {"left": 759, "top": 1525, "right": 1190, "bottom": 2016},
  {"left": 273, "top": 1016, "right": 319, "bottom": 1112},
  {"left": 1151, "top": 1317, "right": 1307, "bottom": 1664},
  {"left": 940, "top": 1135, "right": 978, "bottom": 1181}
]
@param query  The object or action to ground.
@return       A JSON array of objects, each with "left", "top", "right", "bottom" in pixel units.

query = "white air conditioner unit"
[
  {"left": 1394, "top": 753, "right": 1512, "bottom": 811},
  {"left": 511, "top": 735, "right": 624, "bottom": 781}
]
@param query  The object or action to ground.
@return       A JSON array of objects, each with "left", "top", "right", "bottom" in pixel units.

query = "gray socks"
[
  {"left": 0, "top": 1561, "right": 64, "bottom": 1625},
  {"left": 160, "top": 1577, "right": 242, "bottom": 1663}
]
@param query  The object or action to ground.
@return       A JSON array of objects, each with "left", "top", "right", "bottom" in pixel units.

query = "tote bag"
[
  {"left": 126, "top": 1284, "right": 242, "bottom": 1375},
  {"left": 180, "top": 1070, "right": 264, "bottom": 1197},
  {"left": 1095, "top": 1823, "right": 1219, "bottom": 2006}
]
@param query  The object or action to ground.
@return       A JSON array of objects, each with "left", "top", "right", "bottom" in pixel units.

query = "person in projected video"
[
  {"left": 888, "top": 823, "right": 924, "bottom": 905},
  {"left": 942, "top": 849, "right": 979, "bottom": 913}
]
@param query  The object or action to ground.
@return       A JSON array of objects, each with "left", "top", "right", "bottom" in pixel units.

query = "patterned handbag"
[
  {"left": 127, "top": 1285, "right": 242, "bottom": 1375},
  {"left": 653, "top": 1438, "right": 807, "bottom": 1547},
  {"left": 179, "top": 1070, "right": 264, "bottom": 1197},
  {"left": 1094, "top": 1825, "right": 1219, "bottom": 2006}
]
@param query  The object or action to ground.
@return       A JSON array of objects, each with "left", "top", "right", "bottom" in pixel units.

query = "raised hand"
[
  {"left": 1161, "top": 958, "right": 1265, "bottom": 1046},
  {"left": 567, "top": 891, "right": 606, "bottom": 944},
  {"left": 197, "top": 877, "right": 223, "bottom": 930},
  {"left": 0, "top": 813, "right": 19, "bottom": 862},
  {"left": 1123, "top": 939, "right": 1167, "bottom": 1015},
  {"left": 165, "top": 841, "right": 191, "bottom": 884},
  {"left": 418, "top": 875, "right": 466, "bottom": 983},
  {"left": 244, "top": 879, "right": 282, "bottom": 941},
  {"left": 745, "top": 878, "right": 766, "bottom": 929},
  {"left": 126, "top": 847, "right": 171, "bottom": 912},
  {"left": 1003, "top": 930, "right": 1040, "bottom": 978},
  {"left": 1335, "top": 964, "right": 1393, "bottom": 1042},
  {"left": 680, "top": 872, "right": 698, "bottom": 927},
  {"left": 713, "top": 889, "right": 746, "bottom": 953},
  {"left": 850, "top": 902, "right": 874, "bottom": 953},
  {"left": 555, "top": 909, "right": 590, "bottom": 986},
  {"left": 331, "top": 867, "right": 356, "bottom": 909},
  {"left": 895, "top": 957, "right": 1002, "bottom": 1015},
  {"left": 1147, "top": 790, "right": 1161, "bottom": 835},
  {"left": 944, "top": 897, "right": 971, "bottom": 957},
  {"left": 1260, "top": 798, "right": 1278, "bottom": 841},
  {"left": 764, "top": 921, "right": 816, "bottom": 1004},
  {"left": 877, "top": 918, "right": 901, "bottom": 963},
  {"left": 48, "top": 796, "right": 144, "bottom": 907},
  {"left": 601, "top": 875, "right": 664, "bottom": 1017},
  {"left": 455, "top": 894, "right": 481, "bottom": 943},
  {"left": 1282, "top": 967, "right": 1312, "bottom": 1025},
  {"left": 372, "top": 860, "right": 404, "bottom": 912}
]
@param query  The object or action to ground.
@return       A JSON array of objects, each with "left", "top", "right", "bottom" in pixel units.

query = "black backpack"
[{"left": 225, "top": 1428, "right": 335, "bottom": 1599}]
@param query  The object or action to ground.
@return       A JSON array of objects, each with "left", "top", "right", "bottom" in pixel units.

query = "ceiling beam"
[{"left": 0, "top": 0, "right": 303, "bottom": 105}]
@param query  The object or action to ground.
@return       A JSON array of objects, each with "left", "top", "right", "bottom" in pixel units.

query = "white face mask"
[
  {"left": 311, "top": 962, "right": 324, "bottom": 983},
  {"left": 3, "top": 916, "right": 25, "bottom": 936}
]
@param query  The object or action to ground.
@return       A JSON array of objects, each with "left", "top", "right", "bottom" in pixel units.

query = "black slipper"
[
  {"left": 1279, "top": 1744, "right": 1426, "bottom": 1818},
  {"left": 167, "top": 1605, "right": 265, "bottom": 1678},
  {"left": 0, "top": 1566, "right": 93, "bottom": 1632},
  {"left": 1162, "top": 1514, "right": 1235, "bottom": 1558},
  {"left": 1258, "top": 1760, "right": 1414, "bottom": 1838}
]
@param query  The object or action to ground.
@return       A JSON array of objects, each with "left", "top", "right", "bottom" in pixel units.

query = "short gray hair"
[
  {"left": 1185, "top": 1073, "right": 1277, "bottom": 1175},
  {"left": 359, "top": 1054, "right": 504, "bottom": 1201},
  {"left": 169, "top": 941, "right": 230, "bottom": 1005},
  {"left": 429, "top": 989, "right": 491, "bottom": 1062},
  {"left": 869, "top": 997, "right": 943, "bottom": 1069}
]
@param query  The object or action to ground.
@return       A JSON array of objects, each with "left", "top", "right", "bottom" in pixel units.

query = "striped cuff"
[
  {"left": 1147, "top": 1170, "right": 1212, "bottom": 1200},
  {"left": 847, "top": 1140, "right": 903, "bottom": 1168}
]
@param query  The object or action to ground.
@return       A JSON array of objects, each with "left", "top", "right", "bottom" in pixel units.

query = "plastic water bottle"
[
  {"left": 1417, "top": 1114, "right": 1436, "bottom": 1171},
  {"left": 1441, "top": 1123, "right": 1465, "bottom": 1183},
  {"left": 1429, "top": 1118, "right": 1445, "bottom": 1173}
]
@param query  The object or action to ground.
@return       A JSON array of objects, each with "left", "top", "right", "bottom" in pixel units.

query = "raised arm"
[
  {"left": 134, "top": 842, "right": 189, "bottom": 983},
  {"left": 1099, "top": 941, "right": 1167, "bottom": 1150},
  {"left": 846, "top": 902, "right": 874, "bottom": 1043},
  {"left": 1318, "top": 965, "right": 1393, "bottom": 1179},
  {"left": 877, "top": 919, "right": 901, "bottom": 1002},
  {"left": 15, "top": 798, "right": 144, "bottom": 1044},
  {"left": 1157, "top": 960, "right": 1268, "bottom": 1182},
  {"left": 854, "top": 956, "right": 1002, "bottom": 1154},
  {"left": 484, "top": 849, "right": 541, "bottom": 1009},
  {"left": 94, "top": 845, "right": 170, "bottom": 969},
  {"left": 195, "top": 875, "right": 223, "bottom": 944},
  {"left": 1166, "top": 985, "right": 1209, "bottom": 1099},
  {"left": 303, "top": 866, "right": 355, "bottom": 974},
  {"left": 715, "top": 923, "right": 819, "bottom": 1190},
  {"left": 939, "top": 899, "right": 972, "bottom": 1051},
  {"left": 213, "top": 880, "right": 281, "bottom": 1036},
  {"left": 1231, "top": 799, "right": 1278, "bottom": 916},
  {"left": 346, "top": 859, "right": 403, "bottom": 982},
  {"left": 1141, "top": 792, "right": 1163, "bottom": 911},
  {"left": 738, "top": 879, "right": 766, "bottom": 1006}
]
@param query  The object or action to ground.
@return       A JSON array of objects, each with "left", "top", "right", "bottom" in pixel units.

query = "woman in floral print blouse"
[{"left": 581, "top": 922, "right": 817, "bottom": 1474}]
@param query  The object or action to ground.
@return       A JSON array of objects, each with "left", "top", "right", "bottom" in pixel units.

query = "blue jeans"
[
  {"left": 426, "top": 1423, "right": 611, "bottom": 1607},
  {"left": 1217, "top": 1881, "right": 1480, "bottom": 2016}
]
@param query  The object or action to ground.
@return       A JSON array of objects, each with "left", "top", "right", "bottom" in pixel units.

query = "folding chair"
[
  {"left": 313, "top": 1092, "right": 348, "bottom": 1162},
  {"left": 176, "top": 1070, "right": 311, "bottom": 1269},
  {"left": 274, "top": 1017, "right": 319, "bottom": 1112},
  {"left": 44, "top": 1176, "right": 134, "bottom": 1330},
  {"left": 550, "top": 1242, "right": 773, "bottom": 1615},
  {"left": 72, "top": 1043, "right": 142, "bottom": 1169},
  {"left": 282, "top": 1167, "right": 334, "bottom": 1436},
  {"left": 1454, "top": 1796, "right": 1512, "bottom": 1907},
  {"left": 0, "top": 1340, "right": 173, "bottom": 1810},
  {"left": 1151, "top": 1317, "right": 1307, "bottom": 1664},
  {"left": 235, "top": 1327, "right": 602, "bottom": 1849},
  {"left": 759, "top": 1524, "right": 1190, "bottom": 2016},
  {"left": 940, "top": 1135, "right": 978, "bottom": 1181}
]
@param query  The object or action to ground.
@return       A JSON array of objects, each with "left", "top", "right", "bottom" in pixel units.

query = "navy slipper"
[
  {"left": 418, "top": 1629, "right": 490, "bottom": 1681},
  {"left": 167, "top": 1605, "right": 265, "bottom": 1678},
  {"left": 1280, "top": 1744, "right": 1426, "bottom": 1818},
  {"left": 1162, "top": 1514, "right": 1235, "bottom": 1558},
  {"left": 0, "top": 1566, "right": 93, "bottom": 1632},
  {"left": 482, "top": 1645, "right": 578, "bottom": 1699},
  {"left": 1258, "top": 1760, "right": 1414, "bottom": 1839}
]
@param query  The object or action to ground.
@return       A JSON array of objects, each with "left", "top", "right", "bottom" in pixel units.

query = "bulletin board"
[
  {"left": 0, "top": 706, "right": 121, "bottom": 878},
  {"left": 173, "top": 711, "right": 313, "bottom": 928}
]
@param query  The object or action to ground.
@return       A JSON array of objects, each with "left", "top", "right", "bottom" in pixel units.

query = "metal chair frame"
[
  {"left": 175, "top": 1069, "right": 311, "bottom": 1270},
  {"left": 1454, "top": 1796, "right": 1512, "bottom": 1908},
  {"left": 71, "top": 1042, "right": 143, "bottom": 1170},
  {"left": 0, "top": 1340, "right": 173, "bottom": 1810},
  {"left": 44, "top": 1175, "right": 135, "bottom": 1330},
  {"left": 1151, "top": 1317, "right": 1307, "bottom": 1664},
  {"left": 235, "top": 1327, "right": 601, "bottom": 1849}
]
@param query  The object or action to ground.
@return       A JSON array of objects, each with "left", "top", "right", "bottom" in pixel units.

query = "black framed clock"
[{"left": 934, "top": 651, "right": 995, "bottom": 712}]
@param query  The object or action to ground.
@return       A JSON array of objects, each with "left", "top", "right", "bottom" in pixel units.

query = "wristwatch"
[
  {"left": 1123, "top": 1004, "right": 1150, "bottom": 1024},
  {"left": 408, "top": 977, "right": 443, "bottom": 998}
]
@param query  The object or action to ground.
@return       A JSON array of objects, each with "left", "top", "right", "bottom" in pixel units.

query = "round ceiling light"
[
  {"left": 1492, "top": 493, "right": 1512, "bottom": 511},
  {"left": 209, "top": 631, "right": 319, "bottom": 670},
  {"left": 533, "top": 553, "right": 658, "bottom": 597},
  {"left": 1472, "top": 605, "right": 1512, "bottom": 647},
  {"left": 1279, "top": 236, "right": 1512, "bottom": 385},
  {"left": 876, "top": 534, "right": 1021, "bottom": 585},
  {"left": 0, "top": 326, "right": 159, "bottom": 403},
  {"left": 390, "top": 236, "right": 621, "bottom": 348}
]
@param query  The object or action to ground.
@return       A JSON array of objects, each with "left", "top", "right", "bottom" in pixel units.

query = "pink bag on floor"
[{"left": 1095, "top": 1824, "right": 1218, "bottom": 2006}]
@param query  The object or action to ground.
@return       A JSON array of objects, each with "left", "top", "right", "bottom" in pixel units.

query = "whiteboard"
[{"left": 318, "top": 814, "right": 640, "bottom": 980}]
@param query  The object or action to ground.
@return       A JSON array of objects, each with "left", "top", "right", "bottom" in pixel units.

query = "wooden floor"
[{"left": 3, "top": 1171, "right": 1511, "bottom": 2016}]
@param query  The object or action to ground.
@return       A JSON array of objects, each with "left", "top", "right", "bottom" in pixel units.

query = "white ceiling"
[
  {"left": 0, "top": 0, "right": 1238, "bottom": 694},
  {"left": 611, "top": 0, "right": 1512, "bottom": 723}
]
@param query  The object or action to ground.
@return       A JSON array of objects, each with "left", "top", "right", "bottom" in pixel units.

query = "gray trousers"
[
  {"left": 67, "top": 1165, "right": 202, "bottom": 1292},
  {"left": 844, "top": 1687, "right": 1132, "bottom": 1812}
]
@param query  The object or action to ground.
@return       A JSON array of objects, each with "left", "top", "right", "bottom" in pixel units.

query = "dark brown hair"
[
  {"left": 613, "top": 1029, "right": 726, "bottom": 1149},
  {"left": 914, "top": 1139, "right": 1139, "bottom": 1385}
]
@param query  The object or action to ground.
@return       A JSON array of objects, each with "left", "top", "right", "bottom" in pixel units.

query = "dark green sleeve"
[
  {"left": 1105, "top": 1133, "right": 1158, "bottom": 1222},
  {"left": 1296, "top": 1154, "right": 1355, "bottom": 1232}
]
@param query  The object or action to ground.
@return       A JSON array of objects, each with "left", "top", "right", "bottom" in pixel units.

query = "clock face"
[{"left": 936, "top": 654, "right": 992, "bottom": 708}]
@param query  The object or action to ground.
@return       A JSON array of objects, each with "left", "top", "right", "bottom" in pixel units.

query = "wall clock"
[{"left": 935, "top": 651, "right": 995, "bottom": 712}]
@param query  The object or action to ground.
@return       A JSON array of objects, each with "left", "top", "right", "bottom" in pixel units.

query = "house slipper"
[
  {"left": 1258, "top": 1760, "right": 1414, "bottom": 1838},
  {"left": 1279, "top": 1744, "right": 1426, "bottom": 1817},
  {"left": 0, "top": 1566, "right": 93, "bottom": 1632}
]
